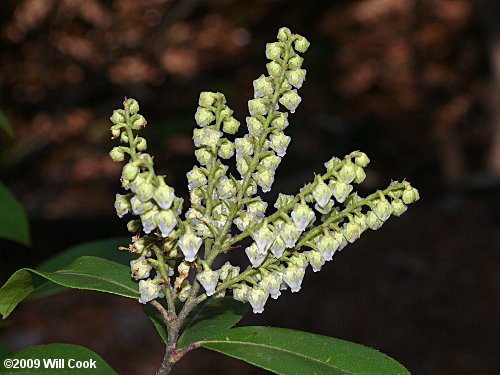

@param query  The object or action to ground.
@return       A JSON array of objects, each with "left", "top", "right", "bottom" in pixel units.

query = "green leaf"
[
  {"left": 28, "top": 237, "right": 132, "bottom": 300},
  {"left": 0, "top": 181, "right": 30, "bottom": 246},
  {"left": 0, "top": 343, "right": 116, "bottom": 374},
  {"left": 177, "top": 297, "right": 249, "bottom": 349},
  {"left": 143, "top": 297, "right": 249, "bottom": 348},
  {"left": 0, "top": 109, "right": 14, "bottom": 137},
  {"left": 202, "top": 326, "right": 410, "bottom": 375},
  {"left": 0, "top": 342, "right": 13, "bottom": 361},
  {"left": 0, "top": 256, "right": 138, "bottom": 319}
]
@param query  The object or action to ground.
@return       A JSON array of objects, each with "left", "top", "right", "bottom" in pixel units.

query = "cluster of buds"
[{"left": 109, "top": 27, "right": 419, "bottom": 315}]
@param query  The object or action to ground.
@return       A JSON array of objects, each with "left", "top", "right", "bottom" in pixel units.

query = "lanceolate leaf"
[
  {"left": 0, "top": 256, "right": 138, "bottom": 319},
  {"left": 0, "top": 181, "right": 30, "bottom": 246},
  {"left": 28, "top": 237, "right": 132, "bottom": 300},
  {"left": 0, "top": 343, "right": 116, "bottom": 374},
  {"left": 202, "top": 326, "right": 410, "bottom": 375},
  {"left": 177, "top": 297, "right": 249, "bottom": 349}
]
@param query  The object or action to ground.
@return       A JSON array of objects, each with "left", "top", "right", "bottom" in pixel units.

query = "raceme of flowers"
[{"left": 109, "top": 27, "right": 420, "bottom": 314}]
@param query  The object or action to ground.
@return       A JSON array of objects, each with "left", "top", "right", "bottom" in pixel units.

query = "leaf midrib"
[
  {"left": 51, "top": 270, "right": 138, "bottom": 295},
  {"left": 202, "top": 339, "right": 356, "bottom": 375}
]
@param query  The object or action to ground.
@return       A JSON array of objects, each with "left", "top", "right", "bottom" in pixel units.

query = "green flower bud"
[
  {"left": 248, "top": 98, "right": 269, "bottom": 116},
  {"left": 253, "top": 169, "right": 275, "bottom": 193},
  {"left": 219, "top": 106, "right": 233, "bottom": 120},
  {"left": 329, "top": 180, "right": 353, "bottom": 203},
  {"left": 130, "top": 256, "right": 151, "bottom": 280},
  {"left": 237, "top": 157, "right": 250, "bottom": 176},
  {"left": 109, "top": 146, "right": 126, "bottom": 162},
  {"left": 154, "top": 181, "right": 175, "bottom": 210},
  {"left": 402, "top": 187, "right": 420, "bottom": 204},
  {"left": 271, "top": 112, "right": 289, "bottom": 130},
  {"left": 125, "top": 98, "right": 140, "bottom": 115},
  {"left": 247, "top": 116, "right": 264, "bottom": 136},
  {"left": 259, "top": 154, "right": 281, "bottom": 172},
  {"left": 266, "top": 61, "right": 281, "bottom": 78},
  {"left": 122, "top": 163, "right": 139, "bottom": 181},
  {"left": 279, "top": 90, "right": 302, "bottom": 113},
  {"left": 269, "top": 130, "right": 291, "bottom": 157},
  {"left": 246, "top": 199, "right": 268, "bottom": 219},
  {"left": 178, "top": 261, "right": 191, "bottom": 275},
  {"left": 253, "top": 74, "right": 274, "bottom": 98},
  {"left": 366, "top": 211, "right": 383, "bottom": 230},
  {"left": 277, "top": 27, "right": 291, "bottom": 42},
  {"left": 294, "top": 35, "right": 310, "bottom": 53},
  {"left": 136, "top": 180, "right": 155, "bottom": 202},
  {"left": 233, "top": 283, "right": 250, "bottom": 302},
  {"left": 199, "top": 91, "right": 216, "bottom": 108},
  {"left": 110, "top": 125, "right": 123, "bottom": 138},
  {"left": 132, "top": 114, "right": 147, "bottom": 130},
  {"left": 288, "top": 55, "right": 304, "bottom": 70},
  {"left": 120, "top": 131, "right": 129, "bottom": 143},
  {"left": 235, "top": 136, "right": 254, "bottom": 157},
  {"left": 312, "top": 175, "right": 332, "bottom": 208},
  {"left": 374, "top": 198, "right": 393, "bottom": 221},
  {"left": 343, "top": 221, "right": 361, "bottom": 243},
  {"left": 136, "top": 137, "right": 147, "bottom": 151},
  {"left": 195, "top": 107, "right": 215, "bottom": 127},
  {"left": 217, "top": 177, "right": 237, "bottom": 199},
  {"left": 218, "top": 261, "right": 240, "bottom": 281},
  {"left": 141, "top": 207, "right": 159, "bottom": 234},
  {"left": 274, "top": 193, "right": 294, "bottom": 209},
  {"left": 222, "top": 117, "right": 240, "bottom": 134},
  {"left": 353, "top": 165, "right": 366, "bottom": 184},
  {"left": 266, "top": 42, "right": 283, "bottom": 60},
  {"left": 308, "top": 250, "right": 325, "bottom": 272},
  {"left": 339, "top": 159, "right": 357, "bottom": 183},
  {"left": 218, "top": 141, "right": 235, "bottom": 159},
  {"left": 286, "top": 69, "right": 306, "bottom": 89},
  {"left": 324, "top": 157, "right": 341, "bottom": 173},
  {"left": 391, "top": 198, "right": 407, "bottom": 216},
  {"left": 353, "top": 151, "right": 370, "bottom": 167},
  {"left": 114, "top": 194, "right": 131, "bottom": 218},
  {"left": 127, "top": 219, "right": 141, "bottom": 233},
  {"left": 187, "top": 167, "right": 207, "bottom": 190},
  {"left": 195, "top": 147, "right": 213, "bottom": 166},
  {"left": 234, "top": 212, "right": 257, "bottom": 231},
  {"left": 178, "top": 280, "right": 192, "bottom": 302},
  {"left": 110, "top": 109, "right": 126, "bottom": 125}
]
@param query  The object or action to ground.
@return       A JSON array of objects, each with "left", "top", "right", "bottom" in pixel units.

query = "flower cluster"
[{"left": 109, "top": 27, "right": 419, "bottom": 314}]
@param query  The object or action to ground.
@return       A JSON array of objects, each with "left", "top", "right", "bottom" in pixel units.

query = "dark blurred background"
[{"left": 0, "top": 0, "right": 499, "bottom": 374}]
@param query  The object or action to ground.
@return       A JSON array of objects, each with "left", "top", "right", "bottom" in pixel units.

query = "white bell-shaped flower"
[
  {"left": 269, "top": 131, "right": 291, "bottom": 157},
  {"left": 141, "top": 208, "right": 159, "bottom": 234},
  {"left": 114, "top": 194, "right": 131, "bottom": 218},
  {"left": 270, "top": 235, "right": 286, "bottom": 259},
  {"left": 245, "top": 243, "right": 267, "bottom": 268},
  {"left": 253, "top": 169, "right": 275, "bottom": 193},
  {"left": 252, "top": 223, "right": 275, "bottom": 254},
  {"left": 307, "top": 250, "right": 325, "bottom": 272},
  {"left": 196, "top": 268, "right": 219, "bottom": 296},
  {"left": 283, "top": 266, "right": 305, "bottom": 293},
  {"left": 374, "top": 198, "right": 393, "bottom": 221},
  {"left": 279, "top": 221, "right": 299, "bottom": 248},
  {"left": 343, "top": 221, "right": 361, "bottom": 243},
  {"left": 291, "top": 201, "right": 316, "bottom": 232},
  {"left": 316, "top": 232, "right": 339, "bottom": 261},
  {"left": 130, "top": 256, "right": 152, "bottom": 280},
  {"left": 138, "top": 277, "right": 165, "bottom": 304},
  {"left": 248, "top": 286, "right": 269, "bottom": 314},
  {"left": 155, "top": 210, "right": 177, "bottom": 238},
  {"left": 312, "top": 176, "right": 332, "bottom": 208},
  {"left": 233, "top": 283, "right": 251, "bottom": 302},
  {"left": 279, "top": 90, "right": 302, "bottom": 113},
  {"left": 329, "top": 180, "right": 353, "bottom": 203},
  {"left": 154, "top": 180, "right": 175, "bottom": 210},
  {"left": 178, "top": 227, "right": 202, "bottom": 262},
  {"left": 260, "top": 272, "right": 282, "bottom": 299}
]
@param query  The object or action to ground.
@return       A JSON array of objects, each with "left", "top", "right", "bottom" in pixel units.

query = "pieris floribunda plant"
[
  {"left": 0, "top": 27, "right": 417, "bottom": 375},
  {"left": 109, "top": 27, "right": 418, "bottom": 375}
]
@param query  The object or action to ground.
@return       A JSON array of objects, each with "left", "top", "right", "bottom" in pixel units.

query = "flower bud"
[
  {"left": 136, "top": 180, "right": 155, "bottom": 202},
  {"left": 199, "top": 91, "right": 216, "bottom": 108},
  {"left": 329, "top": 180, "right": 353, "bottom": 203},
  {"left": 260, "top": 272, "right": 282, "bottom": 299},
  {"left": 353, "top": 166, "right": 366, "bottom": 184},
  {"left": 193, "top": 127, "right": 222, "bottom": 148},
  {"left": 247, "top": 116, "right": 265, "bottom": 136},
  {"left": 324, "top": 157, "right": 342, "bottom": 173},
  {"left": 291, "top": 200, "right": 316, "bottom": 232},
  {"left": 122, "top": 163, "right": 140, "bottom": 181},
  {"left": 265, "top": 42, "right": 283, "bottom": 60},
  {"left": 178, "top": 227, "right": 202, "bottom": 262},
  {"left": 218, "top": 262, "right": 240, "bottom": 281},
  {"left": 279, "top": 90, "right": 302, "bottom": 113},
  {"left": 130, "top": 256, "right": 152, "bottom": 280},
  {"left": 125, "top": 99, "right": 140, "bottom": 115},
  {"left": 195, "top": 148, "right": 213, "bottom": 166},
  {"left": 366, "top": 211, "right": 383, "bottom": 230},
  {"left": 308, "top": 250, "right": 325, "bottom": 272},
  {"left": 286, "top": 69, "right": 306, "bottom": 89},
  {"left": 259, "top": 154, "right": 281, "bottom": 172},
  {"left": 245, "top": 243, "right": 267, "bottom": 268},
  {"left": 312, "top": 176, "right": 332, "bottom": 208},
  {"left": 135, "top": 137, "right": 147, "bottom": 151},
  {"left": 343, "top": 221, "right": 361, "bottom": 243},
  {"left": 237, "top": 157, "right": 250, "bottom": 176},
  {"left": 283, "top": 266, "right": 305, "bottom": 292},
  {"left": 248, "top": 98, "right": 269, "bottom": 116},
  {"left": 391, "top": 198, "right": 407, "bottom": 216},
  {"left": 269, "top": 130, "right": 291, "bottom": 157},
  {"left": 266, "top": 61, "right": 282, "bottom": 78},
  {"left": 270, "top": 235, "right": 286, "bottom": 259},
  {"left": 110, "top": 125, "right": 122, "bottom": 138},
  {"left": 196, "top": 269, "right": 219, "bottom": 296},
  {"left": 248, "top": 286, "right": 269, "bottom": 313},
  {"left": 288, "top": 55, "right": 304, "bottom": 70},
  {"left": 178, "top": 262, "right": 191, "bottom": 275},
  {"left": 294, "top": 35, "right": 310, "bottom": 53},
  {"left": 141, "top": 207, "right": 159, "bottom": 234},
  {"left": 374, "top": 198, "right": 393, "bottom": 221},
  {"left": 402, "top": 187, "right": 420, "bottom": 204},
  {"left": 195, "top": 107, "right": 215, "bottom": 127},
  {"left": 277, "top": 27, "right": 291, "bottom": 42},
  {"left": 110, "top": 109, "right": 126, "bottom": 125},
  {"left": 234, "top": 212, "right": 257, "bottom": 231},
  {"left": 253, "top": 74, "right": 274, "bottom": 98},
  {"left": 217, "top": 177, "right": 237, "bottom": 199},
  {"left": 130, "top": 195, "right": 154, "bottom": 215},
  {"left": 271, "top": 112, "right": 289, "bottom": 130},
  {"left": 132, "top": 115, "right": 147, "bottom": 130},
  {"left": 353, "top": 151, "right": 370, "bottom": 167},
  {"left": 138, "top": 277, "right": 165, "bottom": 304},
  {"left": 233, "top": 283, "right": 251, "bottom": 302},
  {"left": 222, "top": 117, "right": 240, "bottom": 134},
  {"left": 187, "top": 167, "right": 207, "bottom": 190},
  {"left": 127, "top": 219, "right": 141, "bottom": 232},
  {"left": 155, "top": 209, "right": 177, "bottom": 237},
  {"left": 279, "top": 221, "right": 299, "bottom": 248},
  {"left": 109, "top": 146, "right": 126, "bottom": 162},
  {"left": 235, "top": 136, "right": 254, "bottom": 157},
  {"left": 246, "top": 199, "right": 268, "bottom": 219},
  {"left": 274, "top": 193, "right": 294, "bottom": 209},
  {"left": 339, "top": 159, "right": 357, "bottom": 183},
  {"left": 253, "top": 169, "right": 275, "bottom": 193},
  {"left": 290, "top": 252, "right": 308, "bottom": 269},
  {"left": 114, "top": 194, "right": 131, "bottom": 218},
  {"left": 178, "top": 280, "right": 192, "bottom": 302},
  {"left": 316, "top": 231, "right": 339, "bottom": 261},
  {"left": 252, "top": 222, "right": 275, "bottom": 254}
]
